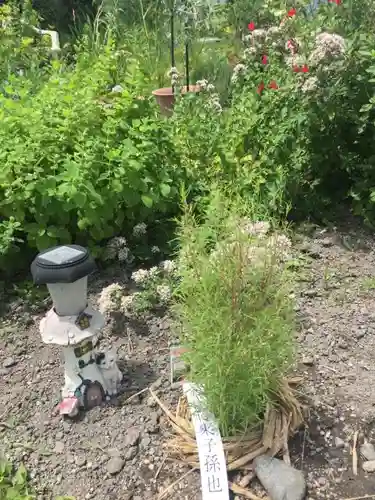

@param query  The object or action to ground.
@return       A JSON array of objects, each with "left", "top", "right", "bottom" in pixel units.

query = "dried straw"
[{"left": 152, "top": 376, "right": 305, "bottom": 499}]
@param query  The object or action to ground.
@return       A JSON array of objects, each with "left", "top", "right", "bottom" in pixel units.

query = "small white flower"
[
  {"left": 267, "top": 234, "right": 292, "bottom": 261},
  {"left": 301, "top": 76, "right": 318, "bottom": 93},
  {"left": 118, "top": 247, "right": 131, "bottom": 262},
  {"left": 131, "top": 268, "right": 150, "bottom": 285},
  {"left": 233, "top": 63, "right": 246, "bottom": 75},
  {"left": 241, "top": 220, "right": 271, "bottom": 238},
  {"left": 121, "top": 294, "right": 136, "bottom": 313},
  {"left": 156, "top": 285, "right": 172, "bottom": 303},
  {"left": 206, "top": 83, "right": 215, "bottom": 93},
  {"left": 132, "top": 222, "right": 147, "bottom": 237},
  {"left": 151, "top": 245, "right": 160, "bottom": 254},
  {"left": 109, "top": 236, "right": 127, "bottom": 249},
  {"left": 160, "top": 260, "right": 176, "bottom": 274},
  {"left": 243, "top": 47, "right": 257, "bottom": 60},
  {"left": 148, "top": 266, "right": 159, "bottom": 278},
  {"left": 196, "top": 79, "right": 208, "bottom": 90},
  {"left": 98, "top": 283, "right": 124, "bottom": 314}
]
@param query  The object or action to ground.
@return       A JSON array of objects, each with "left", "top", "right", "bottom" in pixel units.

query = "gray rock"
[
  {"left": 125, "top": 447, "right": 137, "bottom": 461},
  {"left": 124, "top": 427, "right": 141, "bottom": 447},
  {"left": 106, "top": 456, "right": 125, "bottom": 475},
  {"left": 302, "top": 356, "right": 314, "bottom": 366},
  {"left": 3, "top": 357, "right": 17, "bottom": 368},
  {"left": 361, "top": 442, "right": 375, "bottom": 461},
  {"left": 334, "top": 437, "right": 345, "bottom": 449},
  {"left": 53, "top": 441, "right": 65, "bottom": 454},
  {"left": 363, "top": 460, "right": 375, "bottom": 473},
  {"left": 75, "top": 455, "right": 87, "bottom": 467},
  {"left": 254, "top": 455, "right": 306, "bottom": 500}
]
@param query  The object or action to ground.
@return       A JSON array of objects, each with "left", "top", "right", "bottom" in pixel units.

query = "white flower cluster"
[
  {"left": 231, "top": 63, "right": 247, "bottom": 84},
  {"left": 301, "top": 76, "right": 319, "bottom": 93},
  {"left": 131, "top": 266, "right": 159, "bottom": 286},
  {"left": 209, "top": 220, "right": 292, "bottom": 266},
  {"left": 240, "top": 219, "right": 270, "bottom": 238},
  {"left": 309, "top": 32, "right": 345, "bottom": 66},
  {"left": 132, "top": 222, "right": 147, "bottom": 238},
  {"left": 159, "top": 259, "right": 177, "bottom": 274},
  {"left": 98, "top": 283, "right": 125, "bottom": 314},
  {"left": 121, "top": 293, "right": 139, "bottom": 313},
  {"left": 104, "top": 237, "right": 134, "bottom": 264},
  {"left": 196, "top": 79, "right": 215, "bottom": 93},
  {"left": 208, "top": 94, "right": 222, "bottom": 113},
  {"left": 156, "top": 284, "right": 172, "bottom": 303},
  {"left": 168, "top": 67, "right": 179, "bottom": 87},
  {"left": 267, "top": 233, "right": 292, "bottom": 261}
]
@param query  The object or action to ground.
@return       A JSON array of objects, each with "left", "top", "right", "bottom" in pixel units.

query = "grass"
[{"left": 173, "top": 190, "right": 295, "bottom": 436}]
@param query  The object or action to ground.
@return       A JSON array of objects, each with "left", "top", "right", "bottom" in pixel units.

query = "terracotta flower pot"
[{"left": 152, "top": 85, "right": 200, "bottom": 116}]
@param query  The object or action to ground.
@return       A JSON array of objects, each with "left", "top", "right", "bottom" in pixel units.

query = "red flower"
[
  {"left": 287, "top": 8, "right": 297, "bottom": 16},
  {"left": 293, "top": 65, "right": 300, "bottom": 72},
  {"left": 261, "top": 54, "right": 268, "bottom": 65},
  {"left": 269, "top": 80, "right": 278, "bottom": 89},
  {"left": 329, "top": 0, "right": 341, "bottom": 3},
  {"left": 301, "top": 64, "right": 309, "bottom": 73},
  {"left": 248, "top": 21, "right": 255, "bottom": 31},
  {"left": 257, "top": 82, "right": 265, "bottom": 94}
]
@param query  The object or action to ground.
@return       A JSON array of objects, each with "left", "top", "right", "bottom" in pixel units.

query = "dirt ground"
[{"left": 2, "top": 220, "right": 375, "bottom": 500}]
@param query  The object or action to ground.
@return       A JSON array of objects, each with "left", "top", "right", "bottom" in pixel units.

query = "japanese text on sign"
[{"left": 183, "top": 382, "right": 229, "bottom": 500}]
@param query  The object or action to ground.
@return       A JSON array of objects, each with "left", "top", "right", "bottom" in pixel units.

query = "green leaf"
[
  {"left": 13, "top": 463, "right": 27, "bottom": 486},
  {"left": 160, "top": 183, "right": 171, "bottom": 197},
  {"left": 72, "top": 191, "right": 87, "bottom": 208},
  {"left": 141, "top": 195, "right": 153, "bottom": 208}
]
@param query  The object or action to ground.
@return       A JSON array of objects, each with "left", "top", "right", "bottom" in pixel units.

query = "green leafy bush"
[
  {"left": 173, "top": 191, "right": 295, "bottom": 435},
  {"left": 0, "top": 461, "right": 34, "bottom": 500},
  {"left": 0, "top": 41, "right": 183, "bottom": 268}
]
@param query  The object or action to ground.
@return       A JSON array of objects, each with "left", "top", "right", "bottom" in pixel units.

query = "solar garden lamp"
[{"left": 31, "top": 245, "right": 122, "bottom": 418}]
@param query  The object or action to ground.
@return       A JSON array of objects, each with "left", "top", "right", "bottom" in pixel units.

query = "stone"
[
  {"left": 254, "top": 455, "right": 306, "bottom": 500},
  {"left": 124, "top": 427, "right": 141, "bottom": 447},
  {"left": 3, "top": 357, "right": 17, "bottom": 368},
  {"left": 125, "top": 447, "right": 137, "bottom": 461},
  {"left": 334, "top": 437, "right": 345, "bottom": 449},
  {"left": 75, "top": 455, "right": 87, "bottom": 467},
  {"left": 106, "top": 456, "right": 125, "bottom": 475},
  {"left": 360, "top": 442, "right": 375, "bottom": 461},
  {"left": 302, "top": 356, "right": 314, "bottom": 366},
  {"left": 53, "top": 441, "right": 65, "bottom": 454},
  {"left": 107, "top": 448, "right": 122, "bottom": 458},
  {"left": 363, "top": 460, "right": 375, "bottom": 473}
]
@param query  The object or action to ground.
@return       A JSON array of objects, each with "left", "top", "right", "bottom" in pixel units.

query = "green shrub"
[
  {"left": 0, "top": 41, "right": 183, "bottom": 269},
  {"left": 0, "top": 461, "right": 34, "bottom": 500},
  {"left": 173, "top": 190, "right": 295, "bottom": 435}
]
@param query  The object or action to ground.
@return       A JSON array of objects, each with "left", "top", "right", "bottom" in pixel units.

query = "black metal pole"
[
  {"left": 171, "top": 7, "right": 176, "bottom": 94},
  {"left": 185, "top": 37, "right": 189, "bottom": 91}
]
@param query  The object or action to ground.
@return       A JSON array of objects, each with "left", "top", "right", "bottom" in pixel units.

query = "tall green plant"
[{"left": 173, "top": 190, "right": 295, "bottom": 435}]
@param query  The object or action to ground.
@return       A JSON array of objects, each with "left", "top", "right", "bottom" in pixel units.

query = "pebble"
[
  {"left": 124, "top": 427, "right": 141, "bottom": 447},
  {"left": 53, "top": 441, "right": 65, "bottom": 454},
  {"left": 3, "top": 357, "right": 17, "bottom": 368},
  {"left": 302, "top": 356, "right": 314, "bottom": 366},
  {"left": 334, "top": 437, "right": 345, "bottom": 449},
  {"left": 75, "top": 455, "right": 87, "bottom": 467},
  {"left": 254, "top": 455, "right": 306, "bottom": 500},
  {"left": 125, "top": 447, "right": 137, "bottom": 461},
  {"left": 363, "top": 460, "right": 375, "bottom": 473},
  {"left": 360, "top": 442, "right": 375, "bottom": 461},
  {"left": 106, "top": 456, "right": 125, "bottom": 475}
]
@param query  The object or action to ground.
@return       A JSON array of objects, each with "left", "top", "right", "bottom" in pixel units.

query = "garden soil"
[{"left": 2, "top": 220, "right": 375, "bottom": 500}]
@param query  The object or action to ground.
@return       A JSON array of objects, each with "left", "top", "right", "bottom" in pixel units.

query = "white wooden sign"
[{"left": 183, "top": 382, "right": 230, "bottom": 499}]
